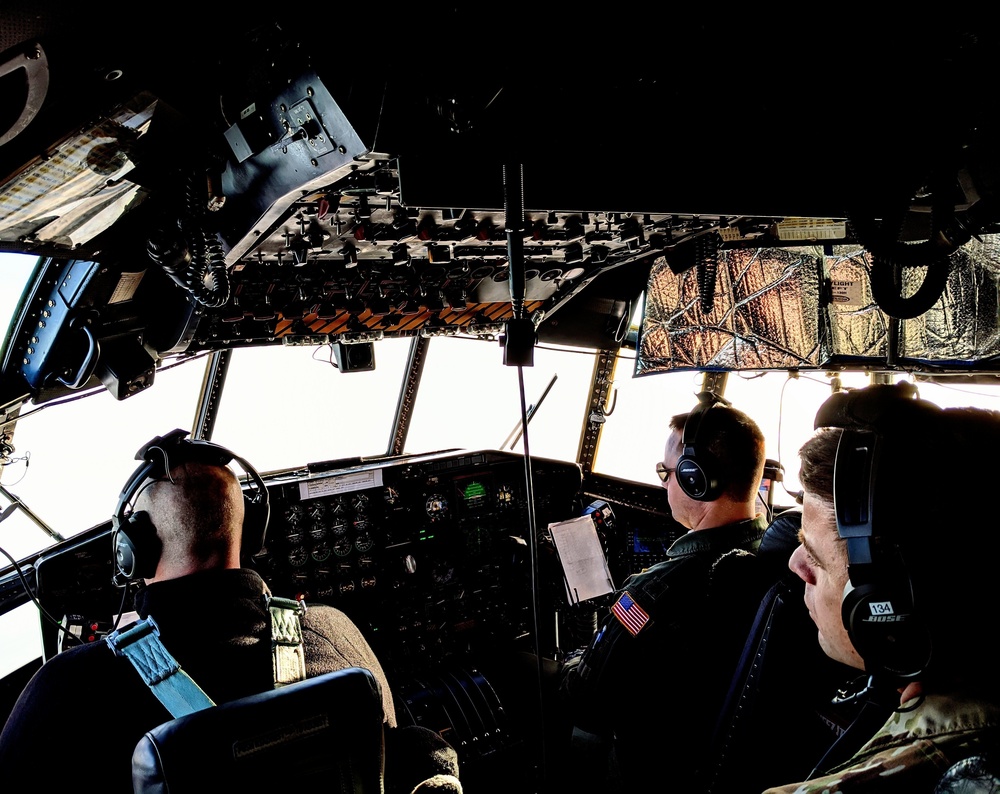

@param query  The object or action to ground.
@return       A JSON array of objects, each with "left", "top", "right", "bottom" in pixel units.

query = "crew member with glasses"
[{"left": 558, "top": 394, "right": 770, "bottom": 792}]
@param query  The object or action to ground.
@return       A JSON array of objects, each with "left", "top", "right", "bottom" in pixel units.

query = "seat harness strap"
[
  {"left": 268, "top": 595, "right": 308, "bottom": 687},
  {"left": 106, "top": 596, "right": 307, "bottom": 718}
]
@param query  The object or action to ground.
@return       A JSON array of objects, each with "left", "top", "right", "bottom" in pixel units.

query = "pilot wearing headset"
[
  {"left": 559, "top": 393, "right": 771, "bottom": 792},
  {"left": 0, "top": 430, "right": 461, "bottom": 794},
  {"left": 763, "top": 383, "right": 1000, "bottom": 792}
]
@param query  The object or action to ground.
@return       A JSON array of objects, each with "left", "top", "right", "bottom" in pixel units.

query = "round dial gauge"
[
  {"left": 425, "top": 494, "right": 449, "bottom": 518},
  {"left": 431, "top": 562, "right": 455, "bottom": 585},
  {"left": 330, "top": 519, "right": 349, "bottom": 536},
  {"left": 311, "top": 542, "right": 332, "bottom": 562},
  {"left": 497, "top": 484, "right": 515, "bottom": 507}
]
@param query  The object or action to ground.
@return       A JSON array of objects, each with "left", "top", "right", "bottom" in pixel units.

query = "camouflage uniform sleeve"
[
  {"left": 761, "top": 697, "right": 1000, "bottom": 793},
  {"left": 761, "top": 739, "right": 962, "bottom": 793}
]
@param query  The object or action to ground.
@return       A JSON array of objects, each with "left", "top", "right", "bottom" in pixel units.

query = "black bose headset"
[
  {"left": 675, "top": 391, "right": 730, "bottom": 501},
  {"left": 111, "top": 429, "right": 270, "bottom": 583},
  {"left": 815, "top": 384, "right": 932, "bottom": 680}
]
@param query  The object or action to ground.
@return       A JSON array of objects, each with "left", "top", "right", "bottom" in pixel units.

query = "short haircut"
[
  {"left": 669, "top": 404, "right": 766, "bottom": 502},
  {"left": 137, "top": 462, "right": 244, "bottom": 565}
]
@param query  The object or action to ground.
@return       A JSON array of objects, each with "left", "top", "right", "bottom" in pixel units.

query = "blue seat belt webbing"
[{"left": 106, "top": 616, "right": 216, "bottom": 718}]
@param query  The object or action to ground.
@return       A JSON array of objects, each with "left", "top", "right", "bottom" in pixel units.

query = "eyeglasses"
[{"left": 656, "top": 462, "right": 675, "bottom": 482}]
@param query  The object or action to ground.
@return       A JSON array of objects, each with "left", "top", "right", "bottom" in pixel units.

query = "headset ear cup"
[
  {"left": 842, "top": 580, "right": 932, "bottom": 679},
  {"left": 677, "top": 394, "right": 727, "bottom": 501},
  {"left": 676, "top": 450, "right": 722, "bottom": 501},
  {"left": 114, "top": 511, "right": 161, "bottom": 581}
]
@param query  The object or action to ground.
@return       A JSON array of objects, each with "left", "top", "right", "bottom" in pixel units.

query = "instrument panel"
[{"left": 256, "top": 449, "right": 584, "bottom": 676}]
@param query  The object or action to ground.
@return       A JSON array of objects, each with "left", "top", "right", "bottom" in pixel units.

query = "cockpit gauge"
[
  {"left": 352, "top": 494, "right": 369, "bottom": 512},
  {"left": 284, "top": 504, "right": 305, "bottom": 524},
  {"left": 384, "top": 487, "right": 400, "bottom": 507},
  {"left": 330, "top": 519, "right": 349, "bottom": 536},
  {"left": 311, "top": 542, "right": 332, "bottom": 562},
  {"left": 354, "top": 517, "right": 371, "bottom": 533},
  {"left": 355, "top": 532, "right": 374, "bottom": 553},
  {"left": 309, "top": 523, "right": 327, "bottom": 541},
  {"left": 431, "top": 562, "right": 455, "bottom": 585},
  {"left": 287, "top": 546, "right": 309, "bottom": 567},
  {"left": 459, "top": 479, "right": 489, "bottom": 512},
  {"left": 425, "top": 494, "right": 449, "bottom": 519},
  {"left": 333, "top": 538, "right": 353, "bottom": 557},
  {"left": 329, "top": 497, "right": 347, "bottom": 516},
  {"left": 497, "top": 484, "right": 515, "bottom": 507},
  {"left": 466, "top": 525, "right": 493, "bottom": 556},
  {"left": 307, "top": 502, "right": 326, "bottom": 521}
]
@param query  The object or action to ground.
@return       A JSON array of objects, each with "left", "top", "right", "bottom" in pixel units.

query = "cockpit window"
[
  {"left": 404, "top": 336, "right": 595, "bottom": 462},
  {"left": 0, "top": 252, "right": 36, "bottom": 365},
  {"left": 0, "top": 354, "right": 208, "bottom": 558},
  {"left": 210, "top": 339, "right": 414, "bottom": 470}
]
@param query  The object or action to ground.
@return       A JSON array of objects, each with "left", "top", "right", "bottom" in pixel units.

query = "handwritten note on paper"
[{"left": 549, "top": 515, "right": 615, "bottom": 605}]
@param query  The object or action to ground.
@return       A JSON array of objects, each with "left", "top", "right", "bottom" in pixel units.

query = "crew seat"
[
  {"left": 131, "top": 666, "right": 385, "bottom": 794},
  {"left": 700, "top": 508, "right": 858, "bottom": 793}
]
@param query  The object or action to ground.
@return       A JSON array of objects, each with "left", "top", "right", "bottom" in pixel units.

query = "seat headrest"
[
  {"left": 132, "top": 667, "right": 384, "bottom": 793},
  {"left": 757, "top": 509, "right": 803, "bottom": 579}
]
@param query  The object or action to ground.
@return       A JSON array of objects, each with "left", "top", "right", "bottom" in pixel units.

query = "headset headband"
[
  {"left": 681, "top": 391, "right": 730, "bottom": 449},
  {"left": 833, "top": 428, "right": 879, "bottom": 574},
  {"left": 113, "top": 429, "right": 270, "bottom": 561},
  {"left": 815, "top": 383, "right": 932, "bottom": 680}
]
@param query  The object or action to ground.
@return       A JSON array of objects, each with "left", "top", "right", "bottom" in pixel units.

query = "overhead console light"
[{"left": 338, "top": 329, "right": 384, "bottom": 345}]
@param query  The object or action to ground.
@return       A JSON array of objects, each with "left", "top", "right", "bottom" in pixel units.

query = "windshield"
[{"left": 7, "top": 249, "right": 1000, "bottom": 681}]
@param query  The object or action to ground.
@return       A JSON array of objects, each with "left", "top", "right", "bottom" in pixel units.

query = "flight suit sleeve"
[{"left": 557, "top": 565, "right": 678, "bottom": 737}]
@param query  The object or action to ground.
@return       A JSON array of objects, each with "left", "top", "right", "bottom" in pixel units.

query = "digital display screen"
[
  {"left": 454, "top": 474, "right": 493, "bottom": 516},
  {"left": 631, "top": 531, "right": 672, "bottom": 556}
]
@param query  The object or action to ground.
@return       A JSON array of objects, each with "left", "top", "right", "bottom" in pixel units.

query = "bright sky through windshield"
[{"left": 0, "top": 253, "right": 35, "bottom": 339}]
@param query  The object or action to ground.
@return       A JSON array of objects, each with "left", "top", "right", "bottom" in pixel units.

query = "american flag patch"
[{"left": 611, "top": 590, "right": 650, "bottom": 636}]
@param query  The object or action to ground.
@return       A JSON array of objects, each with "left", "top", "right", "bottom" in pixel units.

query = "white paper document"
[{"left": 548, "top": 515, "right": 615, "bottom": 605}]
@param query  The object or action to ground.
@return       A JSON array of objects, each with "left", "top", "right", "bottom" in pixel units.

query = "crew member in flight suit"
[
  {"left": 0, "top": 432, "right": 461, "bottom": 793},
  {"left": 560, "top": 395, "right": 771, "bottom": 792}
]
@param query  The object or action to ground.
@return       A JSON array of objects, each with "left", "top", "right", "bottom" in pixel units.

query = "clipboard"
[{"left": 548, "top": 514, "right": 615, "bottom": 605}]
